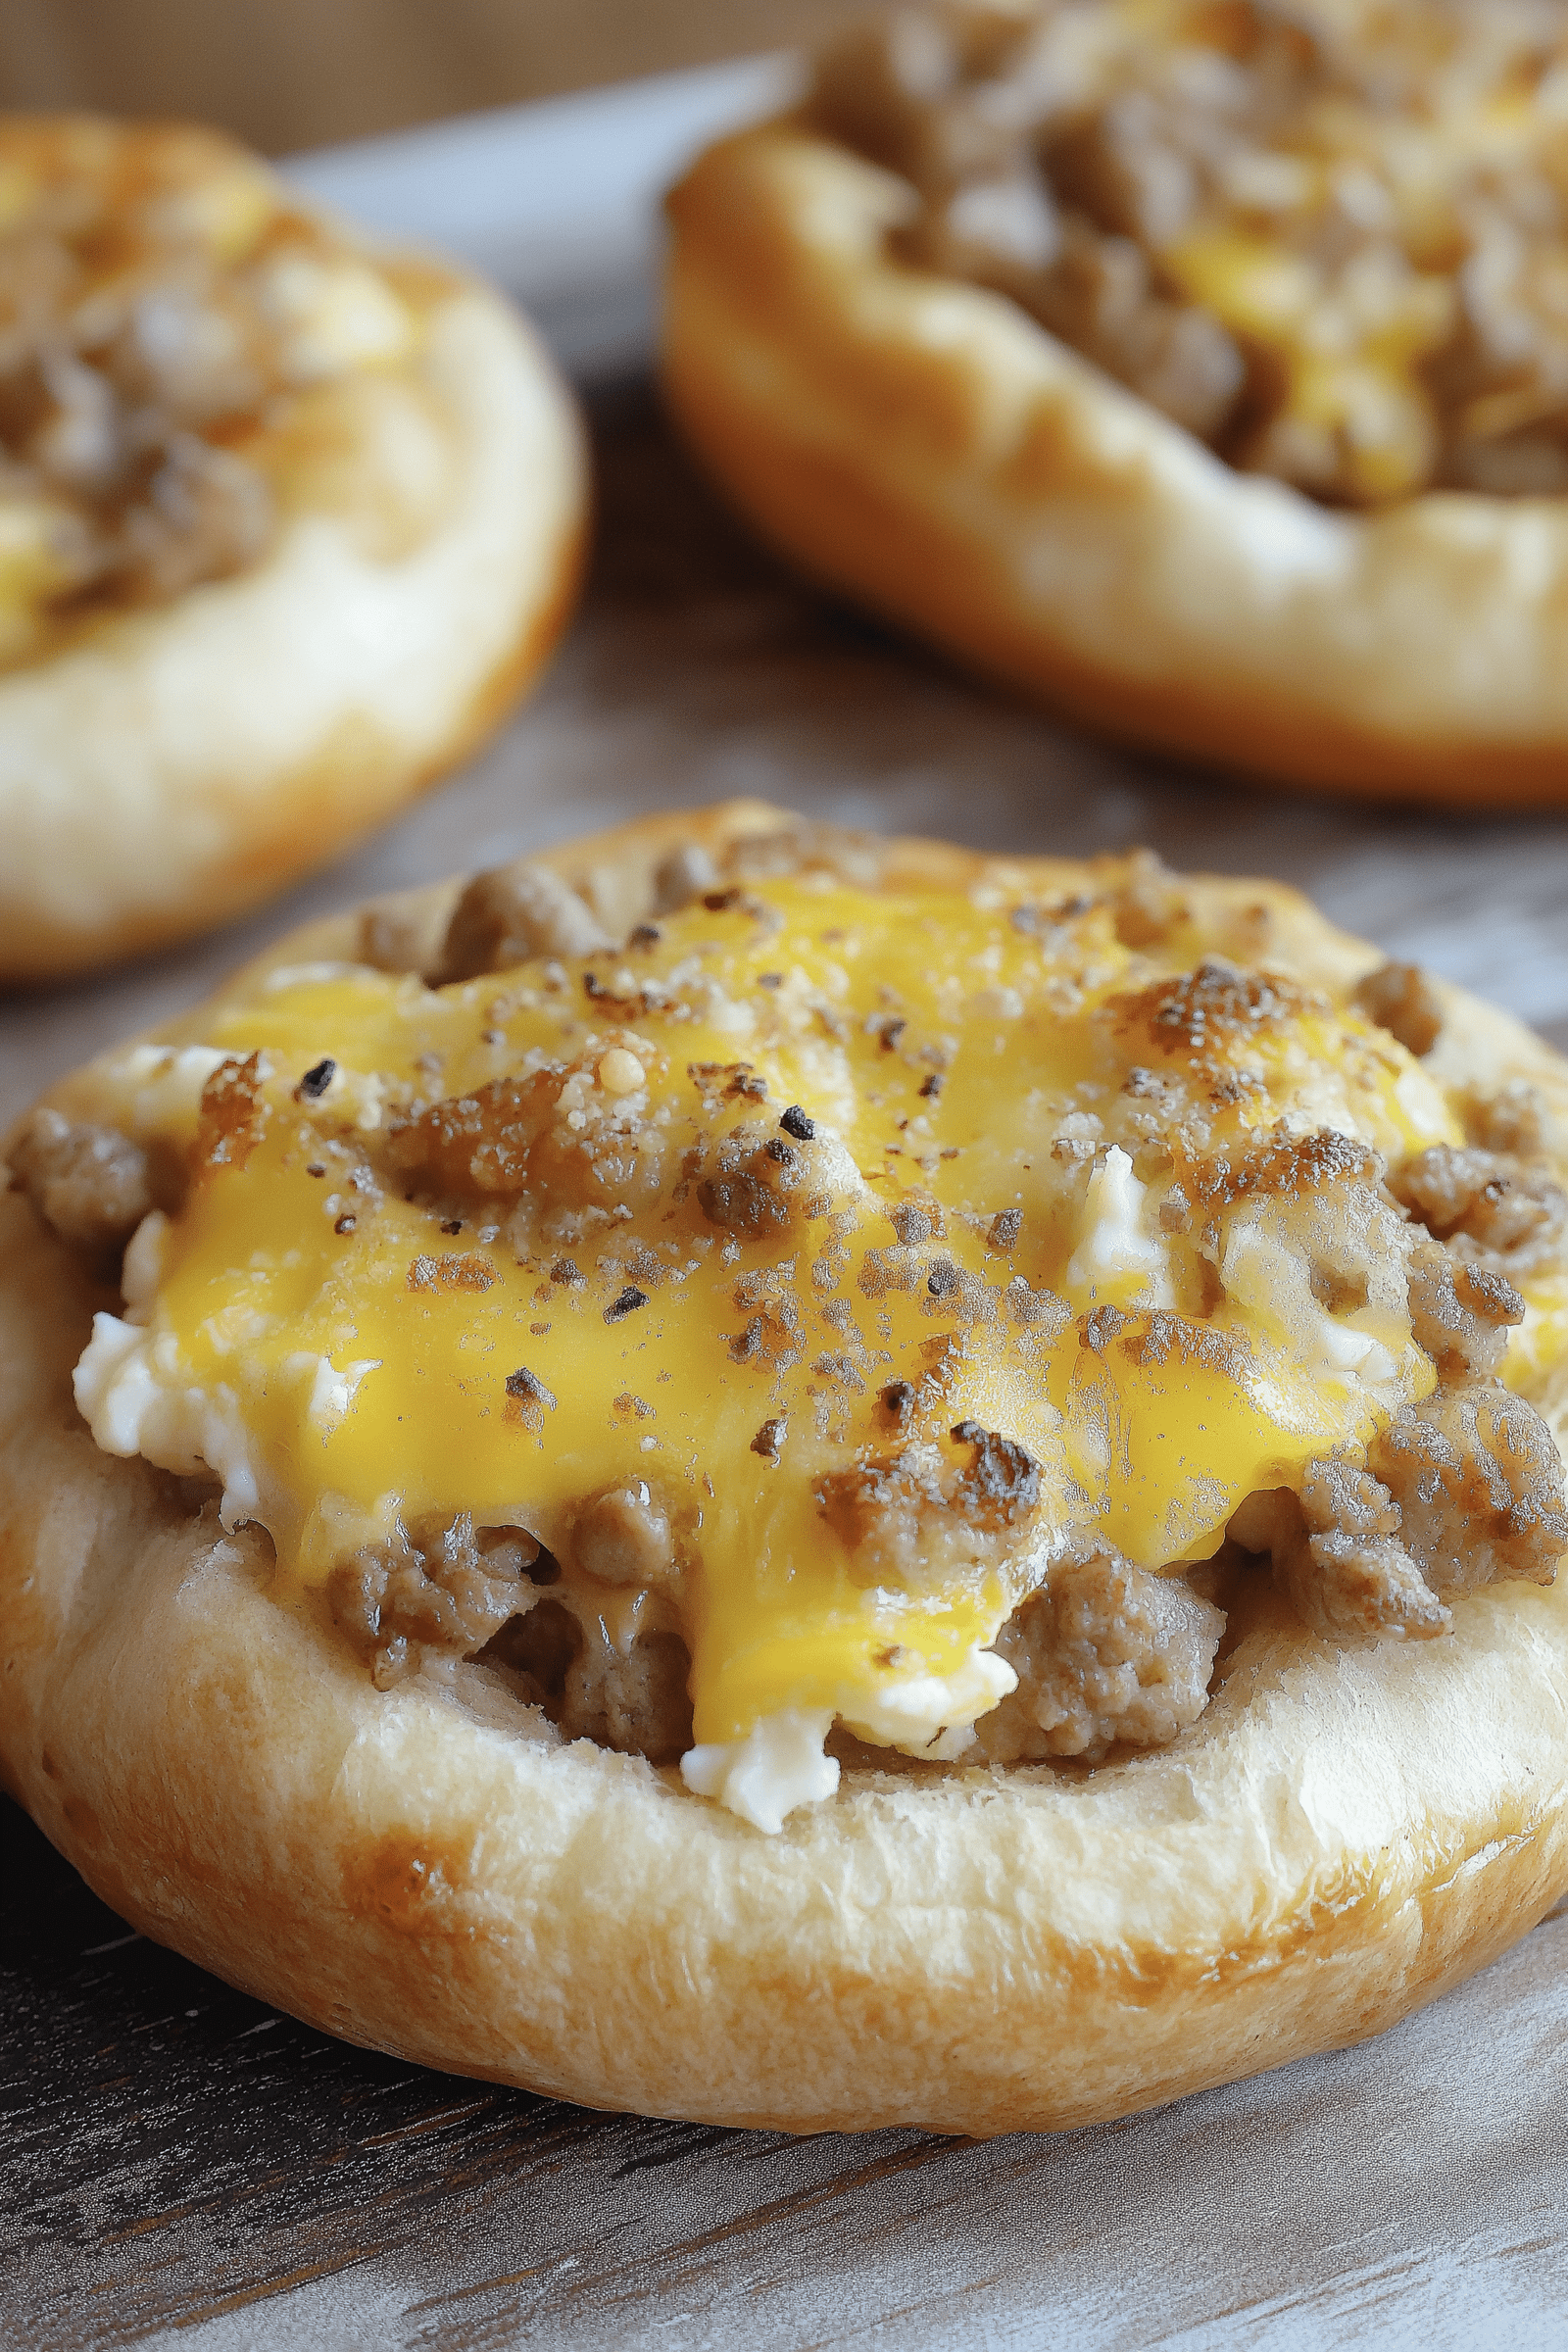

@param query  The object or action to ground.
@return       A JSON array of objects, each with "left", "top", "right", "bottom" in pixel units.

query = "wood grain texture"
[
  {"left": 4, "top": 389, "right": 1568, "bottom": 2349},
  {"left": 0, "top": 1, "right": 863, "bottom": 154}
]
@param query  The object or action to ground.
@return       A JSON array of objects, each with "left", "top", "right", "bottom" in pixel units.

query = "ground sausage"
[
  {"left": 819, "top": 1426, "right": 1043, "bottom": 1595},
  {"left": 328, "top": 1515, "right": 541, "bottom": 1689},
  {"left": 1462, "top": 1081, "right": 1551, "bottom": 1159},
  {"left": 1352, "top": 962, "right": 1445, "bottom": 1057},
  {"left": 479, "top": 1600, "right": 694, "bottom": 1764},
  {"left": 1405, "top": 1239, "right": 1521, "bottom": 1384},
  {"left": 7, "top": 1107, "right": 153, "bottom": 1253},
  {"left": 388, "top": 1051, "right": 664, "bottom": 1220},
  {"left": 973, "top": 1546, "right": 1224, "bottom": 1764},
  {"left": 1228, "top": 1366, "right": 1568, "bottom": 1639},
  {"left": 809, "top": 4, "right": 1568, "bottom": 507},
  {"left": 1232, "top": 1472, "right": 1450, "bottom": 1642},
  {"left": 435, "top": 859, "right": 611, "bottom": 984},
  {"left": 572, "top": 1480, "right": 680, "bottom": 1590},
  {"left": 1393, "top": 1146, "right": 1566, "bottom": 1274},
  {"left": 1374, "top": 1387, "right": 1568, "bottom": 1598}
]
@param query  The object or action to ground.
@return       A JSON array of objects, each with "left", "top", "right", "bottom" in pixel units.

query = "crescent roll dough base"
[
  {"left": 6, "top": 803, "right": 1568, "bottom": 2137},
  {"left": 663, "top": 126, "right": 1568, "bottom": 809},
  {"left": 0, "top": 280, "right": 586, "bottom": 982}
]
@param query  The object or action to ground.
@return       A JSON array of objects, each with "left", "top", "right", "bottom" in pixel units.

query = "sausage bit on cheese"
[{"left": 16, "top": 827, "right": 1567, "bottom": 1833}]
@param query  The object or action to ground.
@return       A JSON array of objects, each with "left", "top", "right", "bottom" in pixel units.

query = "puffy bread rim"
[
  {"left": 8, "top": 801, "right": 1568, "bottom": 2135},
  {"left": 662, "top": 124, "right": 1568, "bottom": 804}
]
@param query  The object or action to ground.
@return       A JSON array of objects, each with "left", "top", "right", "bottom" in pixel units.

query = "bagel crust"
[
  {"left": 662, "top": 19, "right": 1568, "bottom": 807},
  {"left": 6, "top": 802, "right": 1568, "bottom": 2137},
  {"left": 0, "top": 118, "right": 587, "bottom": 979}
]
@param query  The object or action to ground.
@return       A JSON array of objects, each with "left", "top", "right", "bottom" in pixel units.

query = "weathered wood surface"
[{"left": 5, "top": 391, "right": 1568, "bottom": 2351}]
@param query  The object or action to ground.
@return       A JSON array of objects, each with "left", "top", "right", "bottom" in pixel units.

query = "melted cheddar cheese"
[{"left": 74, "top": 869, "right": 1470, "bottom": 1827}]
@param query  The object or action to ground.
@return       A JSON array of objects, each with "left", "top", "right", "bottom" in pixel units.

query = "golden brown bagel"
[
  {"left": 4, "top": 803, "right": 1568, "bottom": 2135},
  {"left": 662, "top": 10, "right": 1568, "bottom": 807},
  {"left": 0, "top": 117, "right": 587, "bottom": 980}
]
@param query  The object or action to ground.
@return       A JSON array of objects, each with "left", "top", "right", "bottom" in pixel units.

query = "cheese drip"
[{"left": 74, "top": 874, "right": 1461, "bottom": 1820}]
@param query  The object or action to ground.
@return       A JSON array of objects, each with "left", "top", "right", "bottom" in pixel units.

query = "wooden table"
[{"left": 8, "top": 87, "right": 1568, "bottom": 2330}]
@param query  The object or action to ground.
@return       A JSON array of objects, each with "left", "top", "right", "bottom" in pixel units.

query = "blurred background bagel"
[
  {"left": 0, "top": 113, "right": 588, "bottom": 980},
  {"left": 663, "top": 3, "right": 1568, "bottom": 808}
]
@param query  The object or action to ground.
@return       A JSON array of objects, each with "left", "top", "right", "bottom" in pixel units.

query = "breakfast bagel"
[
  {"left": 5, "top": 801, "right": 1568, "bottom": 2135},
  {"left": 663, "top": 3, "right": 1568, "bottom": 806},
  {"left": 0, "top": 116, "right": 587, "bottom": 980}
]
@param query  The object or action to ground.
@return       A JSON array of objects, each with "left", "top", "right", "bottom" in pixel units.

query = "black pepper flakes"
[
  {"left": 629, "top": 923, "right": 662, "bottom": 948},
  {"left": 988, "top": 1207, "right": 1022, "bottom": 1250},
  {"left": 751, "top": 1415, "right": 787, "bottom": 1463},
  {"left": 918, "top": 1072, "right": 944, "bottom": 1099},
  {"left": 583, "top": 972, "right": 632, "bottom": 1009},
  {"left": 879, "top": 1379, "right": 914, "bottom": 1427},
  {"left": 551, "top": 1257, "right": 584, "bottom": 1286},
  {"left": 605, "top": 1285, "right": 650, "bottom": 1323},
  {"left": 780, "top": 1104, "right": 815, "bottom": 1142},
  {"left": 334, "top": 1213, "right": 357, "bottom": 1235},
  {"left": 296, "top": 1057, "right": 336, "bottom": 1102},
  {"left": 926, "top": 1257, "right": 960, "bottom": 1298},
  {"left": 441, "top": 1219, "right": 463, "bottom": 1235},
  {"left": 691, "top": 1060, "right": 770, "bottom": 1102},
  {"left": 506, "top": 1365, "right": 558, "bottom": 1411}
]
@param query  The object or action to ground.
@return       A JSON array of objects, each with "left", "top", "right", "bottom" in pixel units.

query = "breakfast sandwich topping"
[
  {"left": 811, "top": 0, "right": 1568, "bottom": 506},
  {"left": 14, "top": 826, "right": 1568, "bottom": 1831}
]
